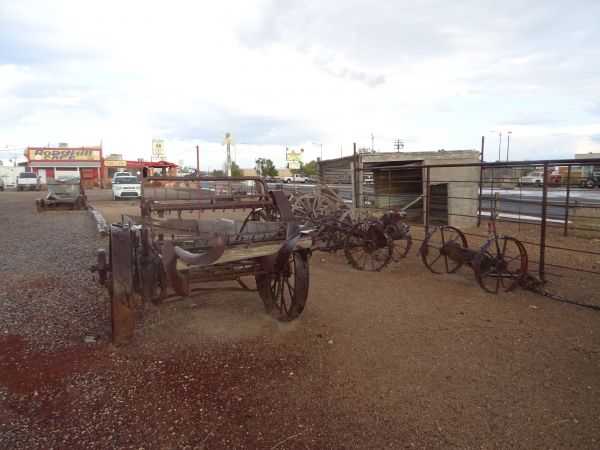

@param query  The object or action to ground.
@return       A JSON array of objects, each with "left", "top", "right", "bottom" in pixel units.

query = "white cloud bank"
[{"left": 1, "top": 0, "right": 599, "bottom": 168}]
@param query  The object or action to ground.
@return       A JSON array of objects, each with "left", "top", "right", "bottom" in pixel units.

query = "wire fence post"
[
  {"left": 563, "top": 165, "right": 572, "bottom": 237},
  {"left": 539, "top": 162, "right": 549, "bottom": 283},
  {"left": 425, "top": 166, "right": 431, "bottom": 235}
]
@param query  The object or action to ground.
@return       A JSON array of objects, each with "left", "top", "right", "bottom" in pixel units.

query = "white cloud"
[{"left": 1, "top": 0, "right": 599, "bottom": 168}]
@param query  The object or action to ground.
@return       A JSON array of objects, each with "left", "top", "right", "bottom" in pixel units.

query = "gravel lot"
[{"left": 1, "top": 189, "right": 600, "bottom": 449}]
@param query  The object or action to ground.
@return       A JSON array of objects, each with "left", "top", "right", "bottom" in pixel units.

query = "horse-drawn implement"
[
  {"left": 92, "top": 176, "right": 311, "bottom": 345},
  {"left": 420, "top": 201, "right": 528, "bottom": 293},
  {"left": 36, "top": 177, "right": 87, "bottom": 211},
  {"left": 289, "top": 186, "right": 412, "bottom": 271}
]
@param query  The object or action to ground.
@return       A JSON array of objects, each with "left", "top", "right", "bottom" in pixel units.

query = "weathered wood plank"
[{"left": 176, "top": 236, "right": 312, "bottom": 270}]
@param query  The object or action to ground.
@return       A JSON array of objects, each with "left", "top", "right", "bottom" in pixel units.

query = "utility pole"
[
  {"left": 371, "top": 134, "right": 374, "bottom": 152},
  {"left": 506, "top": 131, "right": 512, "bottom": 161},
  {"left": 394, "top": 139, "right": 404, "bottom": 152},
  {"left": 491, "top": 130, "right": 502, "bottom": 161}
]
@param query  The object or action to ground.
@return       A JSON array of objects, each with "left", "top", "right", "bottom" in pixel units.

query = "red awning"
[{"left": 120, "top": 160, "right": 179, "bottom": 169}]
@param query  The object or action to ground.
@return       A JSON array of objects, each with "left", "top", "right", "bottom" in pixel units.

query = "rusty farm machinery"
[
  {"left": 91, "top": 176, "right": 312, "bottom": 345},
  {"left": 420, "top": 200, "right": 529, "bottom": 293},
  {"left": 36, "top": 177, "right": 87, "bottom": 211},
  {"left": 288, "top": 186, "right": 412, "bottom": 271}
]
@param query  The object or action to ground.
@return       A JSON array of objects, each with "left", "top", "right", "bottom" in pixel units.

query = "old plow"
[
  {"left": 92, "top": 176, "right": 311, "bottom": 345},
  {"left": 289, "top": 186, "right": 412, "bottom": 271},
  {"left": 420, "top": 198, "right": 529, "bottom": 293}
]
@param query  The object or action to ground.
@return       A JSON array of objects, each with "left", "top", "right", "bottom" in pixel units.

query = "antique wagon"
[
  {"left": 92, "top": 176, "right": 312, "bottom": 345},
  {"left": 36, "top": 177, "right": 87, "bottom": 211}
]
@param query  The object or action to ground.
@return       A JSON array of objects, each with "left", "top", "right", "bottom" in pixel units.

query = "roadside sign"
[{"left": 152, "top": 139, "right": 165, "bottom": 161}]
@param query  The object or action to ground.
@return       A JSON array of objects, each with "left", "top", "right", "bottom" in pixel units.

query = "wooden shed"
[{"left": 318, "top": 150, "right": 481, "bottom": 228}]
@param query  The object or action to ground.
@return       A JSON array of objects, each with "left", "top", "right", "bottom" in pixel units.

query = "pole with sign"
[{"left": 152, "top": 139, "right": 165, "bottom": 162}]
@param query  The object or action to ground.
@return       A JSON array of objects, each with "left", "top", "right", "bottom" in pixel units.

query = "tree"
[
  {"left": 255, "top": 158, "right": 278, "bottom": 177},
  {"left": 212, "top": 169, "right": 224, "bottom": 177},
  {"left": 230, "top": 161, "right": 242, "bottom": 176},
  {"left": 301, "top": 160, "right": 318, "bottom": 176},
  {"left": 221, "top": 160, "right": 242, "bottom": 176}
]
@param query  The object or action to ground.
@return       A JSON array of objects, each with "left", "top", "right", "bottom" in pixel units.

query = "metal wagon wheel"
[
  {"left": 391, "top": 235, "right": 412, "bottom": 262},
  {"left": 256, "top": 250, "right": 309, "bottom": 321},
  {"left": 343, "top": 222, "right": 393, "bottom": 271},
  {"left": 385, "top": 221, "right": 412, "bottom": 262},
  {"left": 473, "top": 236, "right": 528, "bottom": 293},
  {"left": 420, "top": 226, "right": 468, "bottom": 274}
]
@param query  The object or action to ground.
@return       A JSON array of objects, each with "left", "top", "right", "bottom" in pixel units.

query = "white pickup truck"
[
  {"left": 16, "top": 172, "right": 41, "bottom": 191},
  {"left": 282, "top": 174, "right": 307, "bottom": 184}
]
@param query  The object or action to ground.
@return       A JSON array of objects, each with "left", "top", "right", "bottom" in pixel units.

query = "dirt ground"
[{"left": 2, "top": 190, "right": 600, "bottom": 449}]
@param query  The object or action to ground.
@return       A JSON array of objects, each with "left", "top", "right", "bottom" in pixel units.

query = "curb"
[{"left": 86, "top": 202, "right": 108, "bottom": 236}]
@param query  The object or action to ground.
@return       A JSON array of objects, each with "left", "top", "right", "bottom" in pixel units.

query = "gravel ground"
[{"left": 1, "top": 189, "right": 600, "bottom": 449}]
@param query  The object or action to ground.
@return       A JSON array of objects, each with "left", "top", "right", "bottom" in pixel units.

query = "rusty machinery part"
[
  {"left": 95, "top": 248, "right": 108, "bottom": 287},
  {"left": 289, "top": 189, "right": 360, "bottom": 252},
  {"left": 420, "top": 226, "right": 469, "bottom": 274},
  {"left": 472, "top": 235, "right": 528, "bottom": 294},
  {"left": 256, "top": 249, "right": 310, "bottom": 321},
  {"left": 381, "top": 211, "right": 412, "bottom": 262},
  {"left": 108, "top": 224, "right": 137, "bottom": 346},
  {"left": 35, "top": 198, "right": 45, "bottom": 212},
  {"left": 343, "top": 221, "right": 393, "bottom": 271}
]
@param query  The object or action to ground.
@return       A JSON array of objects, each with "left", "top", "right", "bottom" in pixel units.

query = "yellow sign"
[
  {"left": 104, "top": 160, "right": 127, "bottom": 167},
  {"left": 152, "top": 139, "right": 165, "bottom": 156},
  {"left": 286, "top": 152, "right": 302, "bottom": 162},
  {"left": 29, "top": 149, "right": 101, "bottom": 161}
]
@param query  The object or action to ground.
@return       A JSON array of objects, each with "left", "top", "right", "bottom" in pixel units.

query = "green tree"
[
  {"left": 221, "top": 160, "right": 242, "bottom": 176},
  {"left": 255, "top": 158, "right": 278, "bottom": 177},
  {"left": 212, "top": 169, "right": 224, "bottom": 177},
  {"left": 301, "top": 160, "right": 318, "bottom": 176},
  {"left": 230, "top": 161, "right": 242, "bottom": 176}
]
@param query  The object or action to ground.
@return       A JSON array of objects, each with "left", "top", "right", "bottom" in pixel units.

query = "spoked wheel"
[
  {"left": 473, "top": 236, "right": 528, "bottom": 293},
  {"left": 256, "top": 250, "right": 309, "bottom": 321},
  {"left": 391, "top": 235, "right": 412, "bottom": 262},
  {"left": 289, "top": 191, "right": 339, "bottom": 226},
  {"left": 420, "top": 226, "right": 468, "bottom": 274},
  {"left": 343, "top": 222, "right": 393, "bottom": 271},
  {"left": 386, "top": 221, "right": 412, "bottom": 262}
]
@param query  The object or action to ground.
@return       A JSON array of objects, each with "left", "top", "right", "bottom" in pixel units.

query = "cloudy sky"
[{"left": 1, "top": 0, "right": 599, "bottom": 169}]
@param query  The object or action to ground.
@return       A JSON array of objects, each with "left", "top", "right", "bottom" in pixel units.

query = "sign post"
[{"left": 152, "top": 139, "right": 165, "bottom": 162}]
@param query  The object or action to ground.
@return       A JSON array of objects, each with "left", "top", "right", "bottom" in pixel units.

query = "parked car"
[
  {"left": 282, "top": 174, "right": 307, "bottom": 183},
  {"left": 306, "top": 175, "right": 318, "bottom": 184},
  {"left": 16, "top": 172, "right": 41, "bottom": 191},
  {"left": 518, "top": 171, "right": 562, "bottom": 187},
  {"left": 111, "top": 171, "right": 133, "bottom": 184},
  {"left": 0, "top": 177, "right": 4, "bottom": 191},
  {"left": 112, "top": 176, "right": 141, "bottom": 200}
]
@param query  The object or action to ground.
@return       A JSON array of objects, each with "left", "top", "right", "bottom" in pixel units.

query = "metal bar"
[
  {"left": 477, "top": 135, "right": 484, "bottom": 227},
  {"left": 425, "top": 166, "right": 431, "bottom": 234},
  {"left": 363, "top": 157, "right": 600, "bottom": 171},
  {"left": 563, "top": 165, "right": 572, "bottom": 237},
  {"left": 539, "top": 162, "right": 549, "bottom": 282}
]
